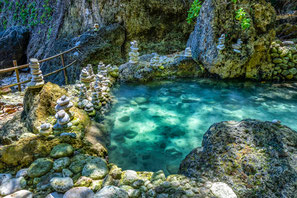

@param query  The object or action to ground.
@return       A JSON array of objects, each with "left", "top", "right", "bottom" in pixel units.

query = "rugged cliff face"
[{"left": 0, "top": 0, "right": 192, "bottom": 83}]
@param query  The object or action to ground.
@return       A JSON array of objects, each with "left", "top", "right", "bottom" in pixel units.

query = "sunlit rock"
[
  {"left": 55, "top": 95, "right": 73, "bottom": 113},
  {"left": 39, "top": 123, "right": 52, "bottom": 136},
  {"left": 27, "top": 58, "right": 45, "bottom": 89},
  {"left": 53, "top": 110, "right": 72, "bottom": 130}
]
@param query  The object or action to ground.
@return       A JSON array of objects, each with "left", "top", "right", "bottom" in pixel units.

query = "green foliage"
[
  {"left": 0, "top": 0, "right": 55, "bottom": 29},
  {"left": 235, "top": 8, "right": 251, "bottom": 30},
  {"left": 187, "top": 0, "right": 202, "bottom": 24}
]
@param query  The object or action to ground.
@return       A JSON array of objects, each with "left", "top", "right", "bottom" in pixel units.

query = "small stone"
[
  {"left": 122, "top": 170, "right": 138, "bottom": 185},
  {"left": 62, "top": 169, "right": 73, "bottom": 178},
  {"left": 16, "top": 169, "right": 28, "bottom": 178},
  {"left": 53, "top": 157, "right": 71, "bottom": 172},
  {"left": 50, "top": 177, "right": 74, "bottom": 193},
  {"left": 74, "top": 176, "right": 93, "bottom": 187},
  {"left": 0, "top": 177, "right": 26, "bottom": 196},
  {"left": 3, "top": 190, "right": 33, "bottom": 198},
  {"left": 50, "top": 144, "right": 74, "bottom": 158},
  {"left": 90, "top": 180, "right": 103, "bottom": 191},
  {"left": 45, "top": 192, "right": 64, "bottom": 198},
  {"left": 28, "top": 158, "right": 53, "bottom": 178},
  {"left": 82, "top": 157, "right": 108, "bottom": 179},
  {"left": 210, "top": 182, "right": 237, "bottom": 198},
  {"left": 94, "top": 186, "right": 129, "bottom": 198},
  {"left": 63, "top": 187, "right": 94, "bottom": 198}
]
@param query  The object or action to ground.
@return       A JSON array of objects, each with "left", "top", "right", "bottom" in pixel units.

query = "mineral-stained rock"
[
  {"left": 180, "top": 119, "right": 297, "bottom": 197},
  {"left": 188, "top": 0, "right": 276, "bottom": 80},
  {"left": 50, "top": 144, "right": 74, "bottom": 158},
  {"left": 94, "top": 186, "right": 129, "bottom": 198},
  {"left": 0, "top": 177, "right": 26, "bottom": 196},
  {"left": 3, "top": 190, "right": 33, "bottom": 198},
  {"left": 50, "top": 177, "right": 74, "bottom": 193},
  {"left": 82, "top": 157, "right": 108, "bottom": 179},
  {"left": 28, "top": 158, "right": 53, "bottom": 178}
]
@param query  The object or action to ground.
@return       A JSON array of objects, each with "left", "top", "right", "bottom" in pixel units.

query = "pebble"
[
  {"left": 50, "top": 177, "right": 74, "bottom": 193},
  {"left": 94, "top": 186, "right": 128, "bottom": 198},
  {"left": 63, "top": 187, "right": 94, "bottom": 198}
]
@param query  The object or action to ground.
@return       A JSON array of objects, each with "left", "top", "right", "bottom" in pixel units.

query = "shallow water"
[{"left": 106, "top": 79, "right": 297, "bottom": 175}]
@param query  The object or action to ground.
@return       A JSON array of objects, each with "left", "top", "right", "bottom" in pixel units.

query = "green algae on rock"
[
  {"left": 28, "top": 158, "right": 53, "bottom": 178},
  {"left": 50, "top": 144, "right": 74, "bottom": 159}
]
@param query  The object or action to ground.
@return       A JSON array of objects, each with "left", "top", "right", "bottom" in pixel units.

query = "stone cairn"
[
  {"left": 39, "top": 123, "right": 52, "bottom": 136},
  {"left": 184, "top": 47, "right": 192, "bottom": 58},
  {"left": 55, "top": 95, "right": 73, "bottom": 114},
  {"left": 94, "top": 23, "right": 100, "bottom": 31},
  {"left": 28, "top": 58, "right": 45, "bottom": 89},
  {"left": 217, "top": 34, "right": 226, "bottom": 51},
  {"left": 84, "top": 102, "right": 96, "bottom": 116},
  {"left": 129, "top": 40, "right": 140, "bottom": 64},
  {"left": 232, "top": 39, "right": 243, "bottom": 53},
  {"left": 77, "top": 85, "right": 88, "bottom": 109},
  {"left": 53, "top": 110, "right": 72, "bottom": 130},
  {"left": 86, "top": 64, "right": 95, "bottom": 81},
  {"left": 150, "top": 53, "right": 161, "bottom": 68},
  {"left": 91, "top": 75, "right": 102, "bottom": 110},
  {"left": 80, "top": 68, "right": 93, "bottom": 89}
]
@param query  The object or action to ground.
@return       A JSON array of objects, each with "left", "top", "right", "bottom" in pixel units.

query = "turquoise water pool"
[{"left": 106, "top": 79, "right": 297, "bottom": 175}]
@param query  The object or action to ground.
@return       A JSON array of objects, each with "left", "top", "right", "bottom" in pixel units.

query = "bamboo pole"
[
  {"left": 13, "top": 60, "right": 22, "bottom": 92},
  {"left": 60, "top": 54, "right": 68, "bottom": 85}
]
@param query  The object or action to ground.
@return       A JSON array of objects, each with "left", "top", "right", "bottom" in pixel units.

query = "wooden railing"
[{"left": 0, "top": 46, "right": 80, "bottom": 92}]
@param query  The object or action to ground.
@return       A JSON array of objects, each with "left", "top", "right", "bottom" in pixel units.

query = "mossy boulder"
[
  {"left": 28, "top": 158, "right": 53, "bottom": 178},
  {"left": 50, "top": 143, "right": 74, "bottom": 158},
  {"left": 180, "top": 119, "right": 297, "bottom": 197}
]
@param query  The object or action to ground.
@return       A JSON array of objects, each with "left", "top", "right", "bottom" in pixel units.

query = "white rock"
[
  {"left": 45, "top": 192, "right": 64, "bottom": 198},
  {"left": 0, "top": 177, "right": 26, "bottom": 196},
  {"left": 94, "top": 186, "right": 128, "bottom": 198},
  {"left": 16, "top": 169, "right": 28, "bottom": 178},
  {"left": 3, "top": 190, "right": 33, "bottom": 198},
  {"left": 0, "top": 174, "right": 12, "bottom": 185},
  {"left": 210, "top": 182, "right": 237, "bottom": 198},
  {"left": 63, "top": 187, "right": 94, "bottom": 198}
]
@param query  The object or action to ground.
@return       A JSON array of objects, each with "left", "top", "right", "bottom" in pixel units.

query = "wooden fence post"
[
  {"left": 13, "top": 60, "right": 21, "bottom": 92},
  {"left": 60, "top": 54, "right": 68, "bottom": 85}
]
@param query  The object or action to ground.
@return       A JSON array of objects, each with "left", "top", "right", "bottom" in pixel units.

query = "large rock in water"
[
  {"left": 188, "top": 0, "right": 276, "bottom": 79},
  {"left": 0, "top": 26, "right": 30, "bottom": 71},
  {"left": 180, "top": 119, "right": 297, "bottom": 197}
]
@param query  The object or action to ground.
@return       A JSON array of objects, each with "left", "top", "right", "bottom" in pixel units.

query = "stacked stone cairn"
[
  {"left": 150, "top": 53, "right": 162, "bottom": 69},
  {"left": 270, "top": 40, "right": 297, "bottom": 80},
  {"left": 77, "top": 85, "right": 89, "bottom": 109},
  {"left": 91, "top": 75, "right": 102, "bottom": 110},
  {"left": 80, "top": 68, "right": 93, "bottom": 89},
  {"left": 28, "top": 58, "right": 45, "bottom": 89},
  {"left": 216, "top": 34, "right": 226, "bottom": 51},
  {"left": 184, "top": 47, "right": 192, "bottom": 58},
  {"left": 232, "top": 39, "right": 243, "bottom": 53},
  {"left": 39, "top": 123, "right": 52, "bottom": 136},
  {"left": 55, "top": 95, "right": 73, "bottom": 114},
  {"left": 53, "top": 110, "right": 72, "bottom": 130},
  {"left": 84, "top": 102, "right": 96, "bottom": 116},
  {"left": 129, "top": 40, "right": 140, "bottom": 64},
  {"left": 86, "top": 64, "right": 95, "bottom": 81}
]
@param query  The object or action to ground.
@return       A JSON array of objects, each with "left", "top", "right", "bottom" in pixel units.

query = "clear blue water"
[{"left": 106, "top": 79, "right": 297, "bottom": 175}]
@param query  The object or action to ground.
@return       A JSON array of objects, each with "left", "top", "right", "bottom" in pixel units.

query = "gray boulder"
[
  {"left": 63, "top": 187, "right": 94, "bottom": 198},
  {"left": 180, "top": 119, "right": 297, "bottom": 197},
  {"left": 94, "top": 186, "right": 129, "bottom": 198}
]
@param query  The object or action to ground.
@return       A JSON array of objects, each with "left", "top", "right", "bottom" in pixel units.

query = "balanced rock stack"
[
  {"left": 28, "top": 58, "right": 45, "bottom": 89},
  {"left": 129, "top": 40, "right": 140, "bottom": 64},
  {"left": 53, "top": 110, "right": 72, "bottom": 130},
  {"left": 55, "top": 95, "right": 73, "bottom": 114},
  {"left": 86, "top": 64, "right": 95, "bottom": 81},
  {"left": 270, "top": 40, "right": 297, "bottom": 81},
  {"left": 232, "top": 39, "right": 243, "bottom": 53},
  {"left": 39, "top": 123, "right": 52, "bottom": 136},
  {"left": 77, "top": 85, "right": 89, "bottom": 109},
  {"left": 80, "top": 68, "right": 93, "bottom": 89},
  {"left": 98, "top": 62, "right": 106, "bottom": 72},
  {"left": 216, "top": 34, "right": 226, "bottom": 51},
  {"left": 91, "top": 91, "right": 101, "bottom": 110},
  {"left": 84, "top": 103, "right": 96, "bottom": 116},
  {"left": 150, "top": 53, "right": 161, "bottom": 67},
  {"left": 184, "top": 47, "right": 192, "bottom": 58}
]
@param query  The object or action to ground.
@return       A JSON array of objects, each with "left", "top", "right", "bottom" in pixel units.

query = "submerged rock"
[{"left": 180, "top": 119, "right": 297, "bottom": 197}]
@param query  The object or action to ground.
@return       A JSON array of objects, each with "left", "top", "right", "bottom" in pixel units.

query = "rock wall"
[
  {"left": 180, "top": 119, "right": 297, "bottom": 197},
  {"left": 0, "top": 0, "right": 192, "bottom": 84},
  {"left": 188, "top": 0, "right": 277, "bottom": 80}
]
